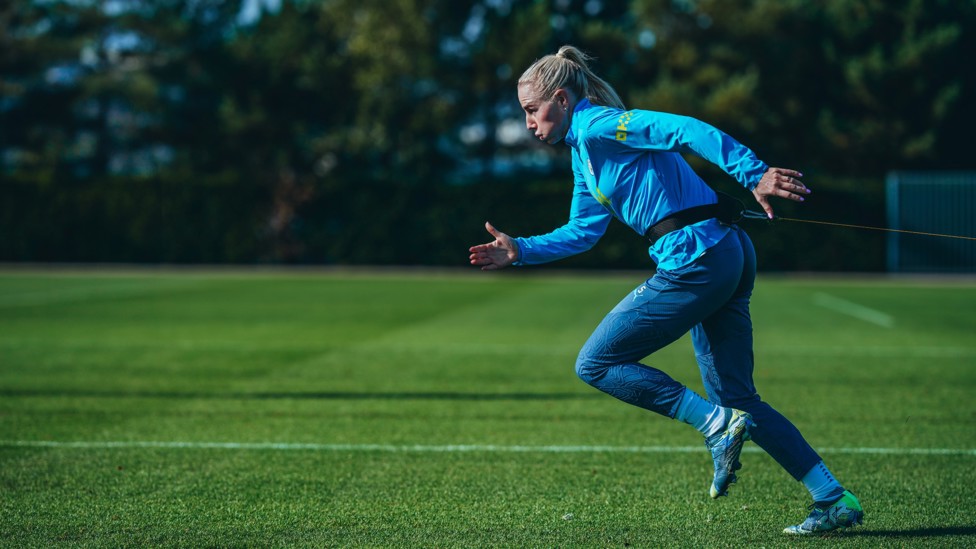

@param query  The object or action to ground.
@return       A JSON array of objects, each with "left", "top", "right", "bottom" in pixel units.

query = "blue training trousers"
[{"left": 575, "top": 225, "right": 820, "bottom": 481}]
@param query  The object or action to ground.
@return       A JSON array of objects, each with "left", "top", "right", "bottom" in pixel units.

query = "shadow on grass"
[
  {"left": 1, "top": 389, "right": 601, "bottom": 401},
  {"left": 846, "top": 526, "right": 976, "bottom": 538}
]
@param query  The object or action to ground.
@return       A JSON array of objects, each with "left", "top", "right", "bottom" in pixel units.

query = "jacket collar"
[{"left": 564, "top": 97, "right": 593, "bottom": 148}]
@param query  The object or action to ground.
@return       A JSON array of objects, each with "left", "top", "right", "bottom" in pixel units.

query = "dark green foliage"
[{"left": 1, "top": 1, "right": 973, "bottom": 269}]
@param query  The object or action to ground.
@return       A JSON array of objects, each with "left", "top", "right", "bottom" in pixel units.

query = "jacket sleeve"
[
  {"left": 593, "top": 109, "right": 768, "bottom": 190},
  {"left": 513, "top": 157, "right": 612, "bottom": 266}
]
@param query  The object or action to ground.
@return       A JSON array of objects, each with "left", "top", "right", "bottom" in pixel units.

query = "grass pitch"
[{"left": 1, "top": 268, "right": 974, "bottom": 547}]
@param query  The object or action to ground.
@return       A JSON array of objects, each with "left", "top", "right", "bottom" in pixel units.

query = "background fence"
[{"left": 886, "top": 171, "right": 976, "bottom": 273}]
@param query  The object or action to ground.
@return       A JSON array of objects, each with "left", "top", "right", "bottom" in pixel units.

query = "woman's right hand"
[
  {"left": 468, "top": 222, "right": 519, "bottom": 271},
  {"left": 752, "top": 167, "right": 810, "bottom": 219}
]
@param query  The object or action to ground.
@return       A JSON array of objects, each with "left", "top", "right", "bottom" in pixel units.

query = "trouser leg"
[
  {"left": 691, "top": 227, "right": 822, "bottom": 480},
  {"left": 574, "top": 291, "right": 687, "bottom": 416},
  {"left": 575, "top": 232, "right": 743, "bottom": 417}
]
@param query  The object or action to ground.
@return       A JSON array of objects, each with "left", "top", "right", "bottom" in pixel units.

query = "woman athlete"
[{"left": 468, "top": 45, "right": 863, "bottom": 535}]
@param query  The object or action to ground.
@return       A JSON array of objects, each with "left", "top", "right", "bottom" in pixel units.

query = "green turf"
[{"left": 1, "top": 269, "right": 974, "bottom": 547}]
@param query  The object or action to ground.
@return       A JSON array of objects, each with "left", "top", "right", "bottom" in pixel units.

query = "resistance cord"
[{"left": 738, "top": 209, "right": 976, "bottom": 241}]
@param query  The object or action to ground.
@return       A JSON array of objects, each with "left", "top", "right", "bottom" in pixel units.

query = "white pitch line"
[
  {"left": 813, "top": 292, "right": 895, "bottom": 328},
  {"left": 2, "top": 440, "right": 973, "bottom": 456}
]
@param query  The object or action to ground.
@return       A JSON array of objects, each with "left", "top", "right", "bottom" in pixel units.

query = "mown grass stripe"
[
  {"left": 3, "top": 440, "right": 974, "bottom": 456},
  {"left": 813, "top": 292, "right": 895, "bottom": 328}
]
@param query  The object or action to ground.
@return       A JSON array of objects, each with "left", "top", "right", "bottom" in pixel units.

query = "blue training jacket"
[{"left": 513, "top": 98, "right": 768, "bottom": 271}]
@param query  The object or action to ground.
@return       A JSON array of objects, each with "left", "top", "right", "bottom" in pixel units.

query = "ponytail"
[{"left": 518, "top": 45, "right": 625, "bottom": 110}]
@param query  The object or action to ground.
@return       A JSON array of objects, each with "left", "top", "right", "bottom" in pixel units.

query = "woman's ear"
[
  {"left": 552, "top": 88, "right": 567, "bottom": 109},
  {"left": 552, "top": 88, "right": 574, "bottom": 111}
]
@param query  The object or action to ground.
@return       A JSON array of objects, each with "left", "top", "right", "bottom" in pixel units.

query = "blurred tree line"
[{"left": 2, "top": 0, "right": 974, "bottom": 270}]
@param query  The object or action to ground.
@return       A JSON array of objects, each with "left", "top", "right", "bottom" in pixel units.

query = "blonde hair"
[{"left": 518, "top": 45, "right": 625, "bottom": 109}]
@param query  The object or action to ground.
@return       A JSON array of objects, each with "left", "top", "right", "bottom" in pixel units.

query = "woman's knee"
[{"left": 575, "top": 351, "right": 607, "bottom": 385}]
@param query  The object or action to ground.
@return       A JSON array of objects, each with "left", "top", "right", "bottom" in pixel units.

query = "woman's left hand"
[
  {"left": 468, "top": 222, "right": 519, "bottom": 271},
  {"left": 752, "top": 167, "right": 810, "bottom": 219}
]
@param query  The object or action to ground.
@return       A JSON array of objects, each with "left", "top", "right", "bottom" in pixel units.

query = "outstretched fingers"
[
  {"left": 753, "top": 167, "right": 810, "bottom": 218},
  {"left": 766, "top": 168, "right": 810, "bottom": 201},
  {"left": 468, "top": 221, "right": 516, "bottom": 270},
  {"left": 468, "top": 246, "right": 495, "bottom": 267}
]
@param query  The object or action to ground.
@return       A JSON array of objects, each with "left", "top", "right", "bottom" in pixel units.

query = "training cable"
[{"left": 736, "top": 208, "right": 976, "bottom": 241}]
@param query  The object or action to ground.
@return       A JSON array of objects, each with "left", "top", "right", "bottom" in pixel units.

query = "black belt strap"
[{"left": 644, "top": 192, "right": 745, "bottom": 245}]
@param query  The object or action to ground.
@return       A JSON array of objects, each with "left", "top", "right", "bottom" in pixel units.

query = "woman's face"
[{"left": 518, "top": 83, "right": 571, "bottom": 145}]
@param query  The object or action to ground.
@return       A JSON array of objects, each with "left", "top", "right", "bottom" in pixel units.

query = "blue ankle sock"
[{"left": 802, "top": 461, "right": 844, "bottom": 503}]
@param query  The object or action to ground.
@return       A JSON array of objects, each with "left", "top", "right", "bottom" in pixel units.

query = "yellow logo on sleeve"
[{"left": 616, "top": 111, "right": 633, "bottom": 141}]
